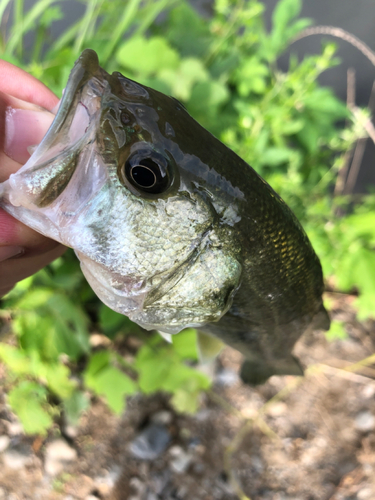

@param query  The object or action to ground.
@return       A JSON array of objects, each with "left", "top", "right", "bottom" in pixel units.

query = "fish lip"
[{"left": 29, "top": 50, "right": 106, "bottom": 165}]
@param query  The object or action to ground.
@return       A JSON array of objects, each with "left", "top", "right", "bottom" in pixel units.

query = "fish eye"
[{"left": 122, "top": 153, "right": 171, "bottom": 194}]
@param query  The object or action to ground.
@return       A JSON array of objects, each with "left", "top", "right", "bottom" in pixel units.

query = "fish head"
[{"left": 0, "top": 49, "right": 243, "bottom": 333}]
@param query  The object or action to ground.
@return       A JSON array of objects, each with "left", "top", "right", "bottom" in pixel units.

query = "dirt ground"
[{"left": 0, "top": 291, "right": 375, "bottom": 500}]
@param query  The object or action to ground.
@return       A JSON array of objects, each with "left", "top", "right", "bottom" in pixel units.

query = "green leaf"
[
  {"left": 85, "top": 351, "right": 111, "bottom": 376},
  {"left": 325, "top": 321, "right": 348, "bottom": 342},
  {"left": 172, "top": 329, "right": 198, "bottom": 360},
  {"left": 135, "top": 344, "right": 173, "bottom": 393},
  {"left": 260, "top": 147, "right": 293, "bottom": 166},
  {"left": 63, "top": 390, "right": 90, "bottom": 426},
  {"left": 99, "top": 305, "right": 136, "bottom": 338},
  {"left": 16, "top": 288, "right": 54, "bottom": 310},
  {"left": 171, "top": 388, "right": 201, "bottom": 414},
  {"left": 165, "top": 2, "right": 211, "bottom": 58},
  {"left": 159, "top": 57, "right": 208, "bottom": 101},
  {"left": 272, "top": 0, "right": 301, "bottom": 31},
  {"left": 44, "top": 363, "right": 75, "bottom": 400},
  {"left": 162, "top": 363, "right": 210, "bottom": 393},
  {"left": 85, "top": 364, "right": 137, "bottom": 414},
  {"left": 116, "top": 36, "right": 179, "bottom": 76},
  {"left": 8, "top": 382, "right": 53, "bottom": 435},
  {"left": 0, "top": 344, "right": 31, "bottom": 375}
]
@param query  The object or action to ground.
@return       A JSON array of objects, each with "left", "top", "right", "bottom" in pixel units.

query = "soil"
[{"left": 0, "top": 291, "right": 375, "bottom": 500}]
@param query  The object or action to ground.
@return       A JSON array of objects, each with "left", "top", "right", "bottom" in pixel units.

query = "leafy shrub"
[{"left": 0, "top": 0, "right": 373, "bottom": 434}]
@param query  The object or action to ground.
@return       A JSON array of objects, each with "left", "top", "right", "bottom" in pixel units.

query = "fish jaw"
[{"left": 0, "top": 49, "right": 108, "bottom": 239}]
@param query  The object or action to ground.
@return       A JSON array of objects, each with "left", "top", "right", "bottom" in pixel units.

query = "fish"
[{"left": 0, "top": 49, "right": 330, "bottom": 385}]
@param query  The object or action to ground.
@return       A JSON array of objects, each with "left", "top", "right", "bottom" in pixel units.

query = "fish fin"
[
  {"left": 196, "top": 331, "right": 225, "bottom": 363},
  {"left": 158, "top": 330, "right": 172, "bottom": 343},
  {"left": 240, "top": 355, "right": 304, "bottom": 386},
  {"left": 313, "top": 303, "right": 331, "bottom": 331}
]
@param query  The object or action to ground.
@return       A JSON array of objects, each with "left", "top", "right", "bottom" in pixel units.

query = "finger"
[
  {"left": 0, "top": 59, "right": 58, "bottom": 110},
  {"left": 0, "top": 243, "right": 66, "bottom": 298},
  {"left": 0, "top": 208, "right": 62, "bottom": 253},
  {"left": 0, "top": 150, "right": 20, "bottom": 182},
  {"left": 0, "top": 92, "right": 55, "bottom": 165}
]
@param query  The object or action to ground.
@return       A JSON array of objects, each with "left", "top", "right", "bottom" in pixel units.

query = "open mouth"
[
  {"left": 32, "top": 50, "right": 106, "bottom": 163},
  {"left": 3, "top": 50, "right": 109, "bottom": 210},
  {"left": 0, "top": 50, "right": 111, "bottom": 241}
]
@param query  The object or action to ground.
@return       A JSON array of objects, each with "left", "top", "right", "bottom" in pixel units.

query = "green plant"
[{"left": 0, "top": 0, "right": 373, "bottom": 435}]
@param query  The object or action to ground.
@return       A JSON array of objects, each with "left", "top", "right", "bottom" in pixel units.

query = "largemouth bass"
[{"left": 0, "top": 50, "right": 329, "bottom": 384}]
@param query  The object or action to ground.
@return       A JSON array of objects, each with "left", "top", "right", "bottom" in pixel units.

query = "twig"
[
  {"left": 334, "top": 69, "right": 356, "bottom": 196},
  {"left": 292, "top": 26, "right": 375, "bottom": 68},
  {"left": 334, "top": 147, "right": 353, "bottom": 196},
  {"left": 343, "top": 138, "right": 367, "bottom": 194},
  {"left": 291, "top": 26, "right": 375, "bottom": 196},
  {"left": 347, "top": 68, "right": 356, "bottom": 109}
]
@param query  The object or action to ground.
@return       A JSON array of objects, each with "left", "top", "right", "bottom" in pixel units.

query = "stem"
[
  {"left": 101, "top": 0, "right": 142, "bottom": 63},
  {"left": 74, "top": 0, "right": 101, "bottom": 54},
  {"left": 14, "top": 0, "right": 24, "bottom": 58}
]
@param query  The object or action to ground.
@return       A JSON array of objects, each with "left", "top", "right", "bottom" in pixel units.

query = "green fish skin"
[{"left": 0, "top": 50, "right": 330, "bottom": 385}]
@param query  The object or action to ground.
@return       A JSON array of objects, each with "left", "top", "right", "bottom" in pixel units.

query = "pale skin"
[{"left": 0, "top": 60, "right": 66, "bottom": 297}]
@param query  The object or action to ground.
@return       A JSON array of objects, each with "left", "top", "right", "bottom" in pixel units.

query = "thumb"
[{"left": 0, "top": 92, "right": 55, "bottom": 166}]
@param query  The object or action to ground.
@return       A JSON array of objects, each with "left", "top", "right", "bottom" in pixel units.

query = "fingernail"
[
  {"left": 0, "top": 246, "right": 24, "bottom": 262},
  {"left": 4, "top": 107, "right": 54, "bottom": 164}
]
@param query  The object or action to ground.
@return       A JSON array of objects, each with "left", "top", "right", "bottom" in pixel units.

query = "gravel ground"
[{"left": 0, "top": 291, "right": 375, "bottom": 500}]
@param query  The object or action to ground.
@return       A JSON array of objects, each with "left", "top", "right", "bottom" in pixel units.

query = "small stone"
[
  {"left": 355, "top": 411, "right": 375, "bottom": 433},
  {"left": 267, "top": 402, "right": 288, "bottom": 417},
  {"left": 215, "top": 368, "right": 239, "bottom": 387},
  {"left": 0, "top": 435, "right": 10, "bottom": 453},
  {"left": 129, "top": 423, "right": 171, "bottom": 460},
  {"left": 357, "top": 487, "right": 373, "bottom": 500},
  {"left": 64, "top": 425, "right": 79, "bottom": 439},
  {"left": 150, "top": 411, "right": 173, "bottom": 426},
  {"left": 362, "top": 385, "right": 375, "bottom": 398},
  {"left": 169, "top": 446, "right": 193, "bottom": 474},
  {"left": 129, "top": 477, "right": 146, "bottom": 499},
  {"left": 6, "top": 422, "right": 23, "bottom": 436},
  {"left": 146, "top": 493, "right": 158, "bottom": 500},
  {"left": 3, "top": 448, "right": 32, "bottom": 469},
  {"left": 89, "top": 333, "right": 111, "bottom": 347},
  {"left": 94, "top": 467, "right": 120, "bottom": 496},
  {"left": 44, "top": 439, "right": 77, "bottom": 476},
  {"left": 195, "top": 409, "right": 211, "bottom": 422}
]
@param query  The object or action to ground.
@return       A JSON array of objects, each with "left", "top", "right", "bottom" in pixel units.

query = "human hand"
[{"left": 0, "top": 60, "right": 66, "bottom": 297}]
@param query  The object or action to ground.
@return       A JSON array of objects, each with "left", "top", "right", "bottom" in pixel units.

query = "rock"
[
  {"left": 215, "top": 368, "right": 239, "bottom": 387},
  {"left": 357, "top": 488, "right": 373, "bottom": 500},
  {"left": 6, "top": 422, "right": 23, "bottom": 436},
  {"left": 129, "top": 423, "right": 171, "bottom": 460},
  {"left": 2, "top": 441, "right": 33, "bottom": 469},
  {"left": 129, "top": 477, "right": 146, "bottom": 500},
  {"left": 0, "top": 435, "right": 10, "bottom": 453},
  {"left": 267, "top": 402, "right": 288, "bottom": 417},
  {"left": 361, "top": 385, "right": 375, "bottom": 398},
  {"left": 94, "top": 466, "right": 120, "bottom": 496},
  {"left": 146, "top": 493, "right": 158, "bottom": 500},
  {"left": 44, "top": 439, "right": 77, "bottom": 476},
  {"left": 0, "top": 487, "right": 5, "bottom": 499},
  {"left": 150, "top": 411, "right": 173, "bottom": 426},
  {"left": 169, "top": 445, "right": 193, "bottom": 474},
  {"left": 355, "top": 411, "right": 375, "bottom": 433},
  {"left": 64, "top": 424, "right": 79, "bottom": 439}
]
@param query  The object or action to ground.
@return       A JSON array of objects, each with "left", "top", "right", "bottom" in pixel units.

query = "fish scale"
[{"left": 0, "top": 50, "right": 330, "bottom": 384}]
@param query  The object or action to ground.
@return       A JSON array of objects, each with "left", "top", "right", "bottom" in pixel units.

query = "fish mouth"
[{"left": 0, "top": 50, "right": 110, "bottom": 238}]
